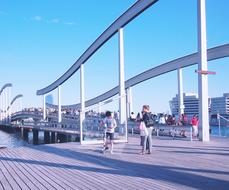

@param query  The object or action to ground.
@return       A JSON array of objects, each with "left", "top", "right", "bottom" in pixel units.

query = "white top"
[
  {"left": 103, "top": 117, "right": 117, "bottom": 133},
  {"left": 159, "top": 116, "right": 166, "bottom": 124}
]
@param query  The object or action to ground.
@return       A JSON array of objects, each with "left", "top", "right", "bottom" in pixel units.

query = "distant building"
[
  {"left": 170, "top": 93, "right": 229, "bottom": 125},
  {"left": 210, "top": 93, "right": 229, "bottom": 114},
  {"left": 210, "top": 93, "right": 229, "bottom": 126},
  {"left": 169, "top": 93, "right": 199, "bottom": 119}
]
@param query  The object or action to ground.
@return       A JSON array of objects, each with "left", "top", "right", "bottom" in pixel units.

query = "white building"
[
  {"left": 169, "top": 93, "right": 199, "bottom": 119},
  {"left": 210, "top": 93, "right": 229, "bottom": 114}
]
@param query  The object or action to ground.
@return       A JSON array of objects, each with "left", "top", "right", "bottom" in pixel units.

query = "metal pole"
[
  {"left": 5, "top": 88, "right": 8, "bottom": 123},
  {"left": 2, "top": 90, "right": 4, "bottom": 122},
  {"left": 58, "top": 86, "right": 62, "bottom": 123},
  {"left": 197, "top": 0, "right": 209, "bottom": 141},
  {"left": 16, "top": 98, "right": 19, "bottom": 112},
  {"left": 129, "top": 87, "right": 133, "bottom": 116},
  {"left": 119, "top": 27, "right": 127, "bottom": 141},
  {"left": 178, "top": 68, "right": 185, "bottom": 116},
  {"left": 218, "top": 113, "right": 221, "bottom": 136},
  {"left": 126, "top": 88, "right": 129, "bottom": 119},
  {"left": 5, "top": 89, "right": 7, "bottom": 121},
  {"left": 43, "top": 94, "right": 46, "bottom": 120},
  {"left": 98, "top": 102, "right": 101, "bottom": 114},
  {"left": 1, "top": 93, "right": 3, "bottom": 122},
  {"left": 8, "top": 87, "right": 11, "bottom": 123},
  {"left": 19, "top": 97, "right": 22, "bottom": 111},
  {"left": 126, "top": 87, "right": 133, "bottom": 119},
  {"left": 80, "top": 64, "right": 85, "bottom": 144},
  {"left": 0, "top": 94, "right": 1, "bottom": 122}
]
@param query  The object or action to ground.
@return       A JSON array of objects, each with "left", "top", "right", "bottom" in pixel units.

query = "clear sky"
[{"left": 0, "top": 0, "right": 229, "bottom": 114}]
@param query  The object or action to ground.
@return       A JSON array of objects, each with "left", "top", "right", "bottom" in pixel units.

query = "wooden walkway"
[{"left": 0, "top": 136, "right": 229, "bottom": 190}]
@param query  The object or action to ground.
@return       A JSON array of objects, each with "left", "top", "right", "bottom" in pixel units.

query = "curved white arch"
[
  {"left": 7, "top": 94, "right": 23, "bottom": 111},
  {"left": 36, "top": 0, "right": 159, "bottom": 95},
  {"left": 85, "top": 44, "right": 229, "bottom": 107},
  {"left": 52, "top": 43, "right": 228, "bottom": 110},
  {"left": 0, "top": 83, "right": 12, "bottom": 95}
]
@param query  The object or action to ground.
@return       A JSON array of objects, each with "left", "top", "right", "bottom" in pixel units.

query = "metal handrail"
[
  {"left": 217, "top": 113, "right": 229, "bottom": 136},
  {"left": 218, "top": 114, "right": 229, "bottom": 122}
]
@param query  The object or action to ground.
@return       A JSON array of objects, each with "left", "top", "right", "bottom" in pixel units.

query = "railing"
[
  {"left": 217, "top": 113, "right": 229, "bottom": 136},
  {"left": 127, "top": 121, "right": 193, "bottom": 141}
]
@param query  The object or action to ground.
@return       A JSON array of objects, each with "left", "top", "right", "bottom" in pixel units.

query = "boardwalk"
[{"left": 0, "top": 136, "right": 229, "bottom": 190}]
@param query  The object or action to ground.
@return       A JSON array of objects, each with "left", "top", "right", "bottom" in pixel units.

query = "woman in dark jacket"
[{"left": 142, "top": 105, "right": 153, "bottom": 154}]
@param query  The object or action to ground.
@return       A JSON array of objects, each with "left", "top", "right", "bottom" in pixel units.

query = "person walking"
[
  {"left": 142, "top": 105, "right": 154, "bottom": 154},
  {"left": 102, "top": 111, "right": 117, "bottom": 154}
]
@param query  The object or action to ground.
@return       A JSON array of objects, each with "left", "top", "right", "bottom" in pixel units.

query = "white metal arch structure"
[
  {"left": 44, "top": 44, "right": 229, "bottom": 110},
  {"left": 53, "top": 43, "right": 228, "bottom": 110},
  {"left": 36, "top": 0, "right": 159, "bottom": 95},
  {"left": 7, "top": 94, "right": 23, "bottom": 111},
  {"left": 0, "top": 83, "right": 13, "bottom": 123},
  {"left": 0, "top": 83, "right": 12, "bottom": 95}
]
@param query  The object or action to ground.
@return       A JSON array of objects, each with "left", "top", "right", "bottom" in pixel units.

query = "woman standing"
[
  {"left": 142, "top": 105, "right": 154, "bottom": 154},
  {"left": 191, "top": 114, "right": 199, "bottom": 139}
]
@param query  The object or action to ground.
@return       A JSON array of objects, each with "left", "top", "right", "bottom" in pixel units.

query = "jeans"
[{"left": 144, "top": 127, "right": 153, "bottom": 153}]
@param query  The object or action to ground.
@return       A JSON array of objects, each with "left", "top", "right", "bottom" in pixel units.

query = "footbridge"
[
  {"left": 0, "top": 83, "right": 23, "bottom": 125},
  {"left": 32, "top": 0, "right": 229, "bottom": 144}
]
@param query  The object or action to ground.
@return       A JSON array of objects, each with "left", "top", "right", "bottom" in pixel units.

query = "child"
[{"left": 102, "top": 111, "right": 117, "bottom": 154}]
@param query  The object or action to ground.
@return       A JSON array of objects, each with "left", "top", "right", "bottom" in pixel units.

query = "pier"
[
  {"left": 0, "top": 0, "right": 229, "bottom": 189},
  {"left": 0, "top": 136, "right": 229, "bottom": 190}
]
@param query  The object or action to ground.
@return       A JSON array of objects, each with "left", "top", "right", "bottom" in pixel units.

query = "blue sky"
[{"left": 0, "top": 0, "right": 229, "bottom": 114}]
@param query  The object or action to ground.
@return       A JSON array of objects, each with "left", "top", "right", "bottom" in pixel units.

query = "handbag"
[{"left": 139, "top": 121, "right": 149, "bottom": 136}]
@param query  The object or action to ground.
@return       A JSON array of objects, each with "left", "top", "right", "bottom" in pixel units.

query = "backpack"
[{"left": 144, "top": 113, "right": 154, "bottom": 127}]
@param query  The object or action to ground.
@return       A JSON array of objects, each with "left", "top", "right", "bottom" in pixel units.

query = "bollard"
[
  {"left": 44, "top": 131, "right": 50, "bottom": 144},
  {"left": 33, "top": 129, "right": 39, "bottom": 145}
]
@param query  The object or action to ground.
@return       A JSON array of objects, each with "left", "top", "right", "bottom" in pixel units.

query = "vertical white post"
[
  {"left": 16, "top": 100, "right": 21, "bottom": 112},
  {"left": 217, "top": 113, "right": 221, "bottom": 136},
  {"left": 119, "top": 27, "right": 127, "bottom": 141},
  {"left": 98, "top": 102, "right": 101, "bottom": 114},
  {"left": 5, "top": 89, "right": 8, "bottom": 121},
  {"left": 3, "top": 89, "right": 5, "bottom": 122},
  {"left": 5, "top": 90, "right": 7, "bottom": 121},
  {"left": 80, "top": 64, "right": 85, "bottom": 144},
  {"left": 0, "top": 92, "right": 2, "bottom": 122},
  {"left": 126, "top": 87, "right": 133, "bottom": 119},
  {"left": 197, "top": 0, "right": 209, "bottom": 141},
  {"left": 16, "top": 98, "right": 19, "bottom": 112},
  {"left": 126, "top": 89, "right": 129, "bottom": 119},
  {"left": 8, "top": 87, "right": 11, "bottom": 123},
  {"left": 43, "top": 94, "right": 46, "bottom": 120},
  {"left": 178, "top": 68, "right": 184, "bottom": 116},
  {"left": 1, "top": 92, "right": 3, "bottom": 122},
  {"left": 0, "top": 91, "right": 2, "bottom": 122},
  {"left": 58, "top": 86, "right": 62, "bottom": 123},
  {"left": 0, "top": 93, "right": 1, "bottom": 122},
  {"left": 19, "top": 97, "right": 22, "bottom": 111}
]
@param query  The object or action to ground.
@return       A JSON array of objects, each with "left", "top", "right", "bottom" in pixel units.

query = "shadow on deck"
[{"left": 0, "top": 136, "right": 229, "bottom": 190}]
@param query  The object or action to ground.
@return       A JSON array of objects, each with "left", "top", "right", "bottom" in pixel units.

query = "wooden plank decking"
[{"left": 0, "top": 136, "right": 229, "bottom": 190}]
